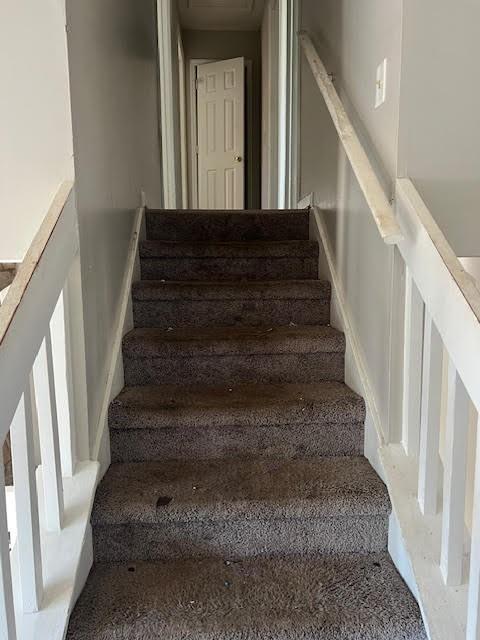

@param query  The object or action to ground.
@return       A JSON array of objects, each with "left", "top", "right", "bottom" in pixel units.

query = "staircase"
[{"left": 67, "top": 208, "right": 426, "bottom": 639}]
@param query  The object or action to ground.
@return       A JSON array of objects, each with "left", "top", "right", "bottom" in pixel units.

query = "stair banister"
[
  {"left": 0, "top": 181, "right": 90, "bottom": 638},
  {"left": 298, "top": 31, "right": 402, "bottom": 246},
  {"left": 376, "top": 176, "right": 480, "bottom": 639}
]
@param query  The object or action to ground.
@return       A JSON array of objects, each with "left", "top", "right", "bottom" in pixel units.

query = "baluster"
[
  {"left": 50, "top": 290, "right": 76, "bottom": 477},
  {"left": 10, "top": 376, "right": 43, "bottom": 612},
  {"left": 65, "top": 254, "right": 89, "bottom": 462},
  {"left": 418, "top": 311, "right": 443, "bottom": 515},
  {"left": 467, "top": 414, "right": 480, "bottom": 638},
  {"left": 402, "top": 269, "right": 424, "bottom": 457},
  {"left": 33, "top": 330, "right": 64, "bottom": 532},
  {"left": 0, "top": 457, "right": 16, "bottom": 639},
  {"left": 440, "top": 361, "right": 469, "bottom": 585}
]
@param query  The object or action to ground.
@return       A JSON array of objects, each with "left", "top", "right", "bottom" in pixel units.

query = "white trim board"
[
  {"left": 92, "top": 206, "right": 145, "bottom": 476},
  {"left": 188, "top": 59, "right": 255, "bottom": 209}
]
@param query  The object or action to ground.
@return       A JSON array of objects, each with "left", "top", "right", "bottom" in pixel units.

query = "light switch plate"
[{"left": 375, "top": 59, "right": 387, "bottom": 109}]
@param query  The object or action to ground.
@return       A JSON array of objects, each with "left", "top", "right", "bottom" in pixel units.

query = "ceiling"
[{"left": 177, "top": 0, "right": 266, "bottom": 31}]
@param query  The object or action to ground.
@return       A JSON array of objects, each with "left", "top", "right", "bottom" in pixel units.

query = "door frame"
[
  {"left": 277, "top": 0, "right": 300, "bottom": 208},
  {"left": 261, "top": 0, "right": 279, "bottom": 209},
  {"left": 177, "top": 30, "right": 188, "bottom": 209},
  {"left": 189, "top": 58, "right": 255, "bottom": 209},
  {"left": 156, "top": 0, "right": 178, "bottom": 209}
]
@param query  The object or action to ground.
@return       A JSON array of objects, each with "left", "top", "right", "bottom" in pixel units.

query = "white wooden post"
[
  {"left": 441, "top": 361, "right": 469, "bottom": 586},
  {"left": 402, "top": 269, "right": 424, "bottom": 457},
  {"left": 50, "top": 290, "right": 76, "bottom": 477},
  {"left": 0, "top": 458, "right": 16, "bottom": 639},
  {"left": 33, "top": 331, "right": 64, "bottom": 532},
  {"left": 65, "top": 254, "right": 90, "bottom": 462},
  {"left": 467, "top": 414, "right": 480, "bottom": 639},
  {"left": 10, "top": 377, "right": 43, "bottom": 613},
  {"left": 418, "top": 311, "right": 443, "bottom": 515}
]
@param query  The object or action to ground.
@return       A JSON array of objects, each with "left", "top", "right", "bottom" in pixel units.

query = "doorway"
[{"left": 190, "top": 57, "right": 255, "bottom": 209}]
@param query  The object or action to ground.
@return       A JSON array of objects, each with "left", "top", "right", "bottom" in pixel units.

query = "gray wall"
[
  {"left": 182, "top": 29, "right": 262, "bottom": 208},
  {"left": 66, "top": 0, "right": 162, "bottom": 451},
  {"left": 300, "top": 0, "right": 404, "bottom": 439},
  {"left": 398, "top": 0, "right": 480, "bottom": 257},
  {"left": 0, "top": 0, "right": 74, "bottom": 260}
]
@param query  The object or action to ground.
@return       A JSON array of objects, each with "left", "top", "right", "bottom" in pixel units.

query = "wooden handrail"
[
  {"left": 299, "top": 31, "right": 402, "bottom": 245},
  {"left": 0, "top": 182, "right": 74, "bottom": 348}
]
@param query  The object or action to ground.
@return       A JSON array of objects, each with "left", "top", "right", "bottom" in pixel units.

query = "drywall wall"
[
  {"left": 66, "top": 0, "right": 162, "bottom": 453},
  {"left": 182, "top": 29, "right": 262, "bottom": 208},
  {"left": 299, "top": 0, "right": 404, "bottom": 439},
  {"left": 0, "top": 0, "right": 74, "bottom": 261},
  {"left": 398, "top": 0, "right": 480, "bottom": 257}
]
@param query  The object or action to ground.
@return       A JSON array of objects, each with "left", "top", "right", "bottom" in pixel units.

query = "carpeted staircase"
[{"left": 67, "top": 208, "right": 426, "bottom": 639}]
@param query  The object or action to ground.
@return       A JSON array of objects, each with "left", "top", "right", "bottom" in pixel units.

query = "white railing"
[
  {"left": 391, "top": 177, "right": 480, "bottom": 639},
  {"left": 300, "top": 30, "right": 480, "bottom": 640},
  {"left": 0, "top": 182, "right": 91, "bottom": 639}
]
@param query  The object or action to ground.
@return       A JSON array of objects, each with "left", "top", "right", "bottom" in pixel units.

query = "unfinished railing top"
[{"left": 298, "top": 31, "right": 402, "bottom": 246}]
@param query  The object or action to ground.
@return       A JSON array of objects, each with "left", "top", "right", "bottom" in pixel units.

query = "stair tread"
[
  {"left": 147, "top": 208, "right": 310, "bottom": 215},
  {"left": 110, "top": 381, "right": 365, "bottom": 430},
  {"left": 132, "top": 279, "right": 330, "bottom": 301},
  {"left": 92, "top": 457, "right": 390, "bottom": 526},
  {"left": 139, "top": 240, "right": 318, "bottom": 258},
  {"left": 123, "top": 325, "right": 345, "bottom": 358},
  {"left": 67, "top": 553, "right": 426, "bottom": 640}
]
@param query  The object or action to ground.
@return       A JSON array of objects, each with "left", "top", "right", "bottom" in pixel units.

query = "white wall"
[
  {"left": 66, "top": 0, "right": 162, "bottom": 453},
  {"left": 0, "top": 0, "right": 74, "bottom": 261},
  {"left": 182, "top": 29, "right": 262, "bottom": 208},
  {"left": 398, "top": 0, "right": 480, "bottom": 257},
  {"left": 300, "top": 0, "right": 405, "bottom": 441}
]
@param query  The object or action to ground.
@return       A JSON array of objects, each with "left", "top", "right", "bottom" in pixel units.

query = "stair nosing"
[
  {"left": 122, "top": 325, "right": 345, "bottom": 358},
  {"left": 109, "top": 381, "right": 365, "bottom": 430}
]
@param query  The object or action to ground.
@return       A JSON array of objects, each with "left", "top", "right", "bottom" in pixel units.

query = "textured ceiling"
[{"left": 177, "top": 0, "right": 265, "bottom": 31}]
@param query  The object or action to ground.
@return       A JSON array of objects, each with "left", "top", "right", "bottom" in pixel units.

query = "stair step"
[
  {"left": 139, "top": 240, "right": 319, "bottom": 281},
  {"left": 145, "top": 208, "right": 310, "bottom": 242},
  {"left": 109, "top": 381, "right": 365, "bottom": 462},
  {"left": 132, "top": 279, "right": 331, "bottom": 328},
  {"left": 67, "top": 554, "right": 426, "bottom": 640},
  {"left": 123, "top": 325, "right": 345, "bottom": 385},
  {"left": 91, "top": 457, "right": 390, "bottom": 562}
]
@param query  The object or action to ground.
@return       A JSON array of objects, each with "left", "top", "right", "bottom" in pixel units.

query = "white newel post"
[{"left": 10, "top": 377, "right": 43, "bottom": 613}]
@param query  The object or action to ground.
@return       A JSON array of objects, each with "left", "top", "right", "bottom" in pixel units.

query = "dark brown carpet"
[{"left": 67, "top": 207, "right": 426, "bottom": 639}]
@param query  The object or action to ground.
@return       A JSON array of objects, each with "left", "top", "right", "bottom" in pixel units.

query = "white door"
[{"left": 197, "top": 57, "right": 245, "bottom": 209}]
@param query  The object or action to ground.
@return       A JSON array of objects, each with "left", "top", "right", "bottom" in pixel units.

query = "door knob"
[{"left": 234, "top": 155, "right": 243, "bottom": 162}]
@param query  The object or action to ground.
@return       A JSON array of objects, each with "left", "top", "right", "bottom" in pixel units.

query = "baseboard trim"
[{"left": 92, "top": 206, "right": 145, "bottom": 475}]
